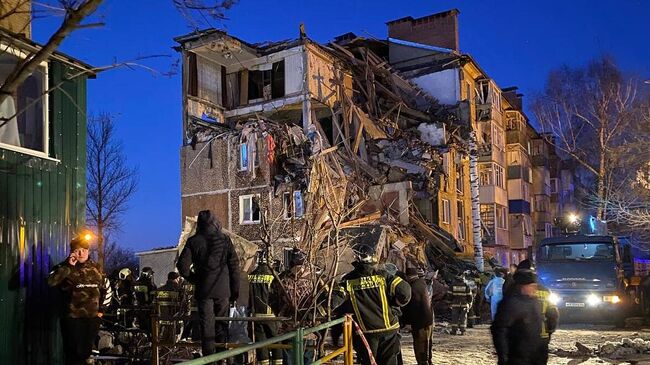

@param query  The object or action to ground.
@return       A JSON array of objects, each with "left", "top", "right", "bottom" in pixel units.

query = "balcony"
[
  {"left": 532, "top": 155, "right": 549, "bottom": 167},
  {"left": 506, "top": 129, "right": 528, "bottom": 146},
  {"left": 507, "top": 165, "right": 531, "bottom": 183}
]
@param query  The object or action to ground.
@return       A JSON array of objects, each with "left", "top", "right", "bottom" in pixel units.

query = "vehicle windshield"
[{"left": 537, "top": 242, "right": 615, "bottom": 262}]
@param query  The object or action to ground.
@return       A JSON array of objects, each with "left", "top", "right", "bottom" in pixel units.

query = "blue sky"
[{"left": 33, "top": 0, "right": 650, "bottom": 252}]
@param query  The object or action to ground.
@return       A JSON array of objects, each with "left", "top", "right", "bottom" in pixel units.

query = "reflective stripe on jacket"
[
  {"left": 336, "top": 263, "right": 411, "bottom": 334},
  {"left": 248, "top": 265, "right": 276, "bottom": 317}
]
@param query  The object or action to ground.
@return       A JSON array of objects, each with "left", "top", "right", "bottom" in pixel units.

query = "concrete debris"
[
  {"left": 417, "top": 123, "right": 446, "bottom": 146},
  {"left": 599, "top": 338, "right": 650, "bottom": 359}
]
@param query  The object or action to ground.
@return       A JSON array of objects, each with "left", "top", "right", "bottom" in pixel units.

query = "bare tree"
[
  {"left": 172, "top": 0, "right": 238, "bottom": 29},
  {"left": 103, "top": 236, "right": 139, "bottom": 276},
  {"left": 86, "top": 113, "right": 138, "bottom": 268},
  {"left": 532, "top": 56, "right": 649, "bottom": 220},
  {"left": 0, "top": 0, "right": 104, "bottom": 115}
]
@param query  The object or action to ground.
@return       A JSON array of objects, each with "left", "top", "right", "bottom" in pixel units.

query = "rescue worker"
[
  {"left": 159, "top": 271, "right": 182, "bottom": 292},
  {"left": 491, "top": 270, "right": 543, "bottom": 365},
  {"left": 134, "top": 267, "right": 157, "bottom": 305},
  {"left": 515, "top": 259, "right": 559, "bottom": 365},
  {"left": 115, "top": 267, "right": 136, "bottom": 306},
  {"left": 466, "top": 271, "right": 481, "bottom": 327},
  {"left": 177, "top": 210, "right": 240, "bottom": 361},
  {"left": 334, "top": 244, "right": 412, "bottom": 365},
  {"left": 133, "top": 266, "right": 157, "bottom": 331},
  {"left": 485, "top": 270, "right": 505, "bottom": 320},
  {"left": 48, "top": 233, "right": 109, "bottom": 365},
  {"left": 401, "top": 266, "right": 433, "bottom": 365},
  {"left": 248, "top": 251, "right": 282, "bottom": 365},
  {"left": 449, "top": 271, "right": 473, "bottom": 335}
]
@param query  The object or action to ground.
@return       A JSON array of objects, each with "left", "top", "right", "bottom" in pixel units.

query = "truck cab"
[{"left": 536, "top": 235, "right": 626, "bottom": 323}]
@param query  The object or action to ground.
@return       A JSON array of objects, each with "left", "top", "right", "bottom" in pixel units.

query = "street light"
[{"left": 568, "top": 213, "right": 579, "bottom": 224}]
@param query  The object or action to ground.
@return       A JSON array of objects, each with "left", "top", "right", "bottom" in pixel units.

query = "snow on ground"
[{"left": 399, "top": 324, "right": 650, "bottom": 365}]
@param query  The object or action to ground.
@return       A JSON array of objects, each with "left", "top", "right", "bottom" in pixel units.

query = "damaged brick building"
[{"left": 174, "top": 9, "right": 575, "bottom": 270}]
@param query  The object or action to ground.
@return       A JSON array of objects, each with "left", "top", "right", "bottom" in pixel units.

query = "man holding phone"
[{"left": 48, "top": 233, "right": 109, "bottom": 365}]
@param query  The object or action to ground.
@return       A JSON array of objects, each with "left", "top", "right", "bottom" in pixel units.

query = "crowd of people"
[{"left": 47, "top": 209, "right": 559, "bottom": 365}]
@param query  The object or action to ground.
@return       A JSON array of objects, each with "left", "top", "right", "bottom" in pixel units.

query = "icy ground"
[{"left": 399, "top": 324, "right": 650, "bottom": 365}]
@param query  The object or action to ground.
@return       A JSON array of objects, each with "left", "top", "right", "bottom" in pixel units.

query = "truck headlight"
[
  {"left": 587, "top": 294, "right": 601, "bottom": 307},
  {"left": 548, "top": 292, "right": 561, "bottom": 305},
  {"left": 603, "top": 295, "right": 621, "bottom": 304}
]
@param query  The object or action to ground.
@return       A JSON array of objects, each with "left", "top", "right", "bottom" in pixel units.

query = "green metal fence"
[{"left": 175, "top": 315, "right": 353, "bottom": 365}]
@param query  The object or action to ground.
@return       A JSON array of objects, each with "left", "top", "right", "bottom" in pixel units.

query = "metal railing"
[{"left": 174, "top": 315, "right": 353, "bottom": 365}]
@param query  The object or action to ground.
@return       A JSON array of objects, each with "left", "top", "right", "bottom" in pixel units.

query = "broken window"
[
  {"left": 442, "top": 153, "right": 450, "bottom": 191},
  {"left": 240, "top": 194, "right": 261, "bottom": 224},
  {"left": 187, "top": 52, "right": 198, "bottom": 97},
  {"left": 283, "top": 191, "right": 305, "bottom": 219},
  {"left": 441, "top": 199, "right": 451, "bottom": 224},
  {"left": 247, "top": 60, "right": 285, "bottom": 102},
  {"left": 457, "top": 200, "right": 466, "bottom": 240},
  {"left": 480, "top": 204, "right": 495, "bottom": 235},
  {"left": 248, "top": 68, "right": 270, "bottom": 101},
  {"left": 271, "top": 60, "right": 285, "bottom": 99},
  {"left": 0, "top": 49, "right": 48, "bottom": 155},
  {"left": 455, "top": 162, "right": 464, "bottom": 194}
]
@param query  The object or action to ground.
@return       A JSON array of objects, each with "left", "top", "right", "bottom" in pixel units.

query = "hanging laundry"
[{"left": 265, "top": 134, "right": 276, "bottom": 163}]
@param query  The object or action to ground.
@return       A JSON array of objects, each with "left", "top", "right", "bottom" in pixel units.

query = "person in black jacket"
[
  {"left": 177, "top": 210, "right": 240, "bottom": 360},
  {"left": 513, "top": 259, "right": 559, "bottom": 365},
  {"left": 491, "top": 270, "right": 543, "bottom": 365},
  {"left": 401, "top": 267, "right": 433, "bottom": 365},
  {"left": 334, "top": 244, "right": 411, "bottom": 365}
]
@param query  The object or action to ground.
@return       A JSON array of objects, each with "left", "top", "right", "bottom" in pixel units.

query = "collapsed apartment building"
[{"left": 174, "top": 9, "right": 574, "bottom": 275}]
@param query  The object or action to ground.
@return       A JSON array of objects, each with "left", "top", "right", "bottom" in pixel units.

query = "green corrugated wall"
[{"left": 0, "top": 61, "right": 87, "bottom": 364}]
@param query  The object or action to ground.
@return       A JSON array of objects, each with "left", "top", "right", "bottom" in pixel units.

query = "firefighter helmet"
[
  {"left": 118, "top": 268, "right": 132, "bottom": 280},
  {"left": 355, "top": 244, "right": 376, "bottom": 263}
]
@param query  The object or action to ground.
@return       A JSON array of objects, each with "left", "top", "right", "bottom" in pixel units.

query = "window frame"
[
  {"left": 239, "top": 194, "right": 261, "bottom": 224},
  {"left": 496, "top": 205, "right": 508, "bottom": 229},
  {"left": 0, "top": 44, "right": 50, "bottom": 159},
  {"left": 455, "top": 162, "right": 464, "bottom": 194},
  {"left": 442, "top": 199, "right": 451, "bottom": 224},
  {"left": 457, "top": 200, "right": 466, "bottom": 240},
  {"left": 283, "top": 191, "right": 304, "bottom": 219}
]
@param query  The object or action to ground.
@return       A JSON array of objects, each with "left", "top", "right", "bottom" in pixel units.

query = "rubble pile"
[{"left": 598, "top": 338, "right": 650, "bottom": 359}]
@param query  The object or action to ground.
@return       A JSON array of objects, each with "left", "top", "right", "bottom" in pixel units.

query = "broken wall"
[{"left": 306, "top": 43, "right": 352, "bottom": 108}]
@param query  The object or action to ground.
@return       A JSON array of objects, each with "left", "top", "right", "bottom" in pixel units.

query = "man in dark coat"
[
  {"left": 402, "top": 267, "right": 433, "bottom": 365},
  {"left": 491, "top": 270, "right": 544, "bottom": 365},
  {"left": 177, "top": 210, "right": 240, "bottom": 360},
  {"left": 514, "top": 259, "right": 559, "bottom": 365},
  {"left": 48, "top": 234, "right": 109, "bottom": 365}
]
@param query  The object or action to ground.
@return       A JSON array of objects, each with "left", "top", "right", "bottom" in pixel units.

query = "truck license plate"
[{"left": 565, "top": 302, "right": 585, "bottom": 307}]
